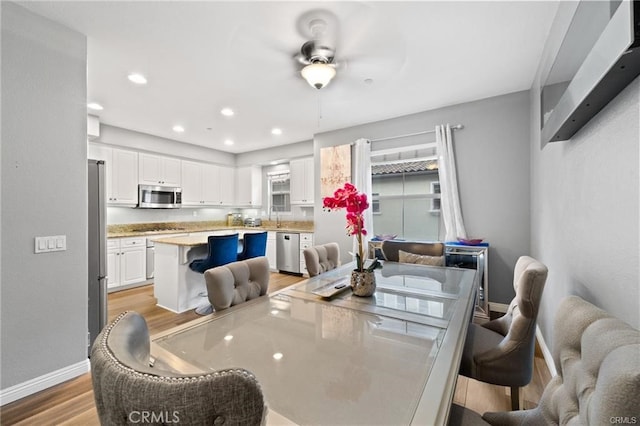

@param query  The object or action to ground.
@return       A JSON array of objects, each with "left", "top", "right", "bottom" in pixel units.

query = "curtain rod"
[{"left": 368, "top": 124, "right": 464, "bottom": 143}]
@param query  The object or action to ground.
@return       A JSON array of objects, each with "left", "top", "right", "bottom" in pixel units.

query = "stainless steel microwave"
[{"left": 137, "top": 185, "right": 182, "bottom": 209}]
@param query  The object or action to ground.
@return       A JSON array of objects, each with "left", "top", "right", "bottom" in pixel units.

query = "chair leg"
[{"left": 510, "top": 386, "right": 520, "bottom": 410}]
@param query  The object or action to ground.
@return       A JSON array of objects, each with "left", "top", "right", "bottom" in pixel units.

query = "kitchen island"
[{"left": 153, "top": 234, "right": 229, "bottom": 313}]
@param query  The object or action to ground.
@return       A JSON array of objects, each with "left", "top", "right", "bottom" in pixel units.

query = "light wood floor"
[{"left": 0, "top": 275, "right": 551, "bottom": 425}]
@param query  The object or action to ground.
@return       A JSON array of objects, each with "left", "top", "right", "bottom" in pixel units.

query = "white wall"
[
  {"left": 1, "top": 2, "right": 88, "bottom": 390},
  {"left": 314, "top": 91, "right": 532, "bottom": 304},
  {"left": 530, "top": 76, "right": 640, "bottom": 345},
  {"left": 99, "top": 124, "right": 235, "bottom": 165}
]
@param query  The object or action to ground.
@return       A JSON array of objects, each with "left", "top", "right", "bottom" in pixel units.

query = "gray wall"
[
  {"left": 531, "top": 77, "right": 640, "bottom": 345},
  {"left": 1, "top": 3, "right": 88, "bottom": 388},
  {"left": 529, "top": 1, "right": 639, "bottom": 352},
  {"left": 314, "top": 91, "right": 532, "bottom": 303}
]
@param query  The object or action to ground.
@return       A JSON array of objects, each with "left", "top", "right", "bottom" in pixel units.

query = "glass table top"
[{"left": 153, "top": 263, "right": 477, "bottom": 425}]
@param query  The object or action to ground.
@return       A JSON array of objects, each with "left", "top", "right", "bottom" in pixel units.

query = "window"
[
  {"left": 371, "top": 192, "right": 381, "bottom": 214},
  {"left": 430, "top": 181, "right": 441, "bottom": 212},
  {"left": 370, "top": 145, "right": 442, "bottom": 240},
  {"left": 268, "top": 172, "right": 291, "bottom": 213}
]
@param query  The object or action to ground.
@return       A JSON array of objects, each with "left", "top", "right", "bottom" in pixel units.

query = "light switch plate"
[{"left": 35, "top": 235, "right": 66, "bottom": 253}]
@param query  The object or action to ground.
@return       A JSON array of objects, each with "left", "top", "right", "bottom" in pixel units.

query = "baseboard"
[
  {"left": 535, "top": 325, "right": 557, "bottom": 377},
  {"left": 0, "top": 359, "right": 90, "bottom": 406}
]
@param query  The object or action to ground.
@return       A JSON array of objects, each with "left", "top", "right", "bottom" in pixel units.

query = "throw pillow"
[{"left": 398, "top": 250, "right": 445, "bottom": 266}]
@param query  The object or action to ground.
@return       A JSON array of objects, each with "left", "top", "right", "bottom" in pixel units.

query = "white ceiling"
[{"left": 19, "top": 1, "right": 559, "bottom": 154}]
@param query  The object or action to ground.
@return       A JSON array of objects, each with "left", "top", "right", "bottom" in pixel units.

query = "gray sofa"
[
  {"left": 449, "top": 295, "right": 640, "bottom": 425},
  {"left": 90, "top": 311, "right": 265, "bottom": 425}
]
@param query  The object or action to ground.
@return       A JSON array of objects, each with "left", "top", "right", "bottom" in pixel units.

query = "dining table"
[{"left": 151, "top": 261, "right": 477, "bottom": 425}]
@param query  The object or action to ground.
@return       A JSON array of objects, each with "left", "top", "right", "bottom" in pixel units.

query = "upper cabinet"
[
  {"left": 88, "top": 143, "right": 138, "bottom": 206},
  {"left": 139, "top": 153, "right": 181, "bottom": 186},
  {"left": 218, "top": 165, "right": 235, "bottom": 206},
  {"left": 235, "top": 166, "right": 263, "bottom": 207},
  {"left": 290, "top": 157, "right": 314, "bottom": 205},
  {"left": 181, "top": 161, "right": 235, "bottom": 207}
]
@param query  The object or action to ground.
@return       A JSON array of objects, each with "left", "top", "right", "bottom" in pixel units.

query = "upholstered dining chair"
[
  {"left": 205, "top": 256, "right": 270, "bottom": 311},
  {"left": 303, "top": 242, "right": 341, "bottom": 277},
  {"left": 90, "top": 311, "right": 265, "bottom": 426},
  {"left": 380, "top": 240, "right": 445, "bottom": 264},
  {"left": 448, "top": 295, "right": 640, "bottom": 425},
  {"left": 189, "top": 233, "right": 240, "bottom": 273},
  {"left": 190, "top": 233, "right": 240, "bottom": 314},
  {"left": 459, "top": 256, "right": 548, "bottom": 411},
  {"left": 237, "top": 231, "right": 268, "bottom": 261}
]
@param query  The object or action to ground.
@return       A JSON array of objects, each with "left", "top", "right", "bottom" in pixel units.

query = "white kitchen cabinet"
[
  {"left": 235, "top": 166, "right": 263, "bottom": 207},
  {"left": 290, "top": 157, "right": 314, "bottom": 205},
  {"left": 88, "top": 144, "right": 138, "bottom": 206},
  {"left": 181, "top": 161, "right": 233, "bottom": 206},
  {"left": 299, "top": 232, "right": 314, "bottom": 276},
  {"left": 181, "top": 160, "right": 206, "bottom": 206},
  {"left": 266, "top": 231, "right": 277, "bottom": 271},
  {"left": 218, "top": 165, "right": 235, "bottom": 206},
  {"left": 107, "top": 237, "right": 146, "bottom": 290},
  {"left": 139, "top": 153, "right": 181, "bottom": 186}
]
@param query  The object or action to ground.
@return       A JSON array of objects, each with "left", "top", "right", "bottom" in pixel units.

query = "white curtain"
[
  {"left": 435, "top": 124, "right": 467, "bottom": 242},
  {"left": 353, "top": 138, "right": 373, "bottom": 259}
]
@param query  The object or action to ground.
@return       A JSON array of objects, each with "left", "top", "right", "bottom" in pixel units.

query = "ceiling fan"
[
  {"left": 294, "top": 14, "right": 339, "bottom": 90},
  {"left": 228, "top": 6, "right": 406, "bottom": 91}
]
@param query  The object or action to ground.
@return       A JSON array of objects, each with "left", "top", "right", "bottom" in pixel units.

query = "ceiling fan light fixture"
[{"left": 301, "top": 62, "right": 336, "bottom": 90}]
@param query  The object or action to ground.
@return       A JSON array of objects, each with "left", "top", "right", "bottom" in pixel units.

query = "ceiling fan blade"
[{"left": 333, "top": 3, "right": 407, "bottom": 83}]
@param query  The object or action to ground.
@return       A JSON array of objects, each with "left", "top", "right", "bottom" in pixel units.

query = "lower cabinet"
[
  {"left": 299, "top": 233, "right": 314, "bottom": 276},
  {"left": 107, "top": 237, "right": 146, "bottom": 290}
]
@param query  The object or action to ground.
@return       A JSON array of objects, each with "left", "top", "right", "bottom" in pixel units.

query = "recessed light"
[
  {"left": 270, "top": 160, "right": 279, "bottom": 165},
  {"left": 128, "top": 73, "right": 147, "bottom": 85},
  {"left": 224, "top": 139, "right": 234, "bottom": 146},
  {"left": 220, "top": 108, "right": 234, "bottom": 117},
  {"left": 224, "top": 335, "right": 233, "bottom": 341},
  {"left": 273, "top": 352, "right": 283, "bottom": 360},
  {"left": 87, "top": 102, "right": 103, "bottom": 111},
  {"left": 172, "top": 125, "right": 185, "bottom": 133},
  {"left": 271, "top": 128, "right": 282, "bottom": 135}
]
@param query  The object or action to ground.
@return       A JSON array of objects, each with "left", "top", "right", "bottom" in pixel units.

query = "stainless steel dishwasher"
[{"left": 276, "top": 232, "right": 300, "bottom": 274}]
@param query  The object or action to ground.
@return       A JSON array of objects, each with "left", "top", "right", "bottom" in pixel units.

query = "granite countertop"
[
  {"left": 152, "top": 235, "right": 210, "bottom": 246},
  {"left": 107, "top": 220, "right": 314, "bottom": 239}
]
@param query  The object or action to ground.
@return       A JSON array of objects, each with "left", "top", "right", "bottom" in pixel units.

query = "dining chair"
[
  {"left": 458, "top": 256, "right": 548, "bottom": 411},
  {"left": 90, "top": 311, "right": 265, "bottom": 425},
  {"left": 189, "top": 233, "right": 239, "bottom": 274},
  {"left": 189, "top": 234, "right": 240, "bottom": 315},
  {"left": 448, "top": 295, "right": 640, "bottom": 425},
  {"left": 204, "top": 256, "right": 270, "bottom": 311},
  {"left": 237, "top": 231, "right": 268, "bottom": 261},
  {"left": 303, "top": 242, "right": 340, "bottom": 277}
]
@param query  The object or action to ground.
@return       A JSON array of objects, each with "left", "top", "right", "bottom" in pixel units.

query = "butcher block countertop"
[{"left": 107, "top": 220, "right": 314, "bottom": 239}]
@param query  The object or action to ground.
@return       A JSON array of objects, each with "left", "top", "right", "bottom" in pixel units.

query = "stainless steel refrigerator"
[{"left": 88, "top": 159, "right": 108, "bottom": 355}]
